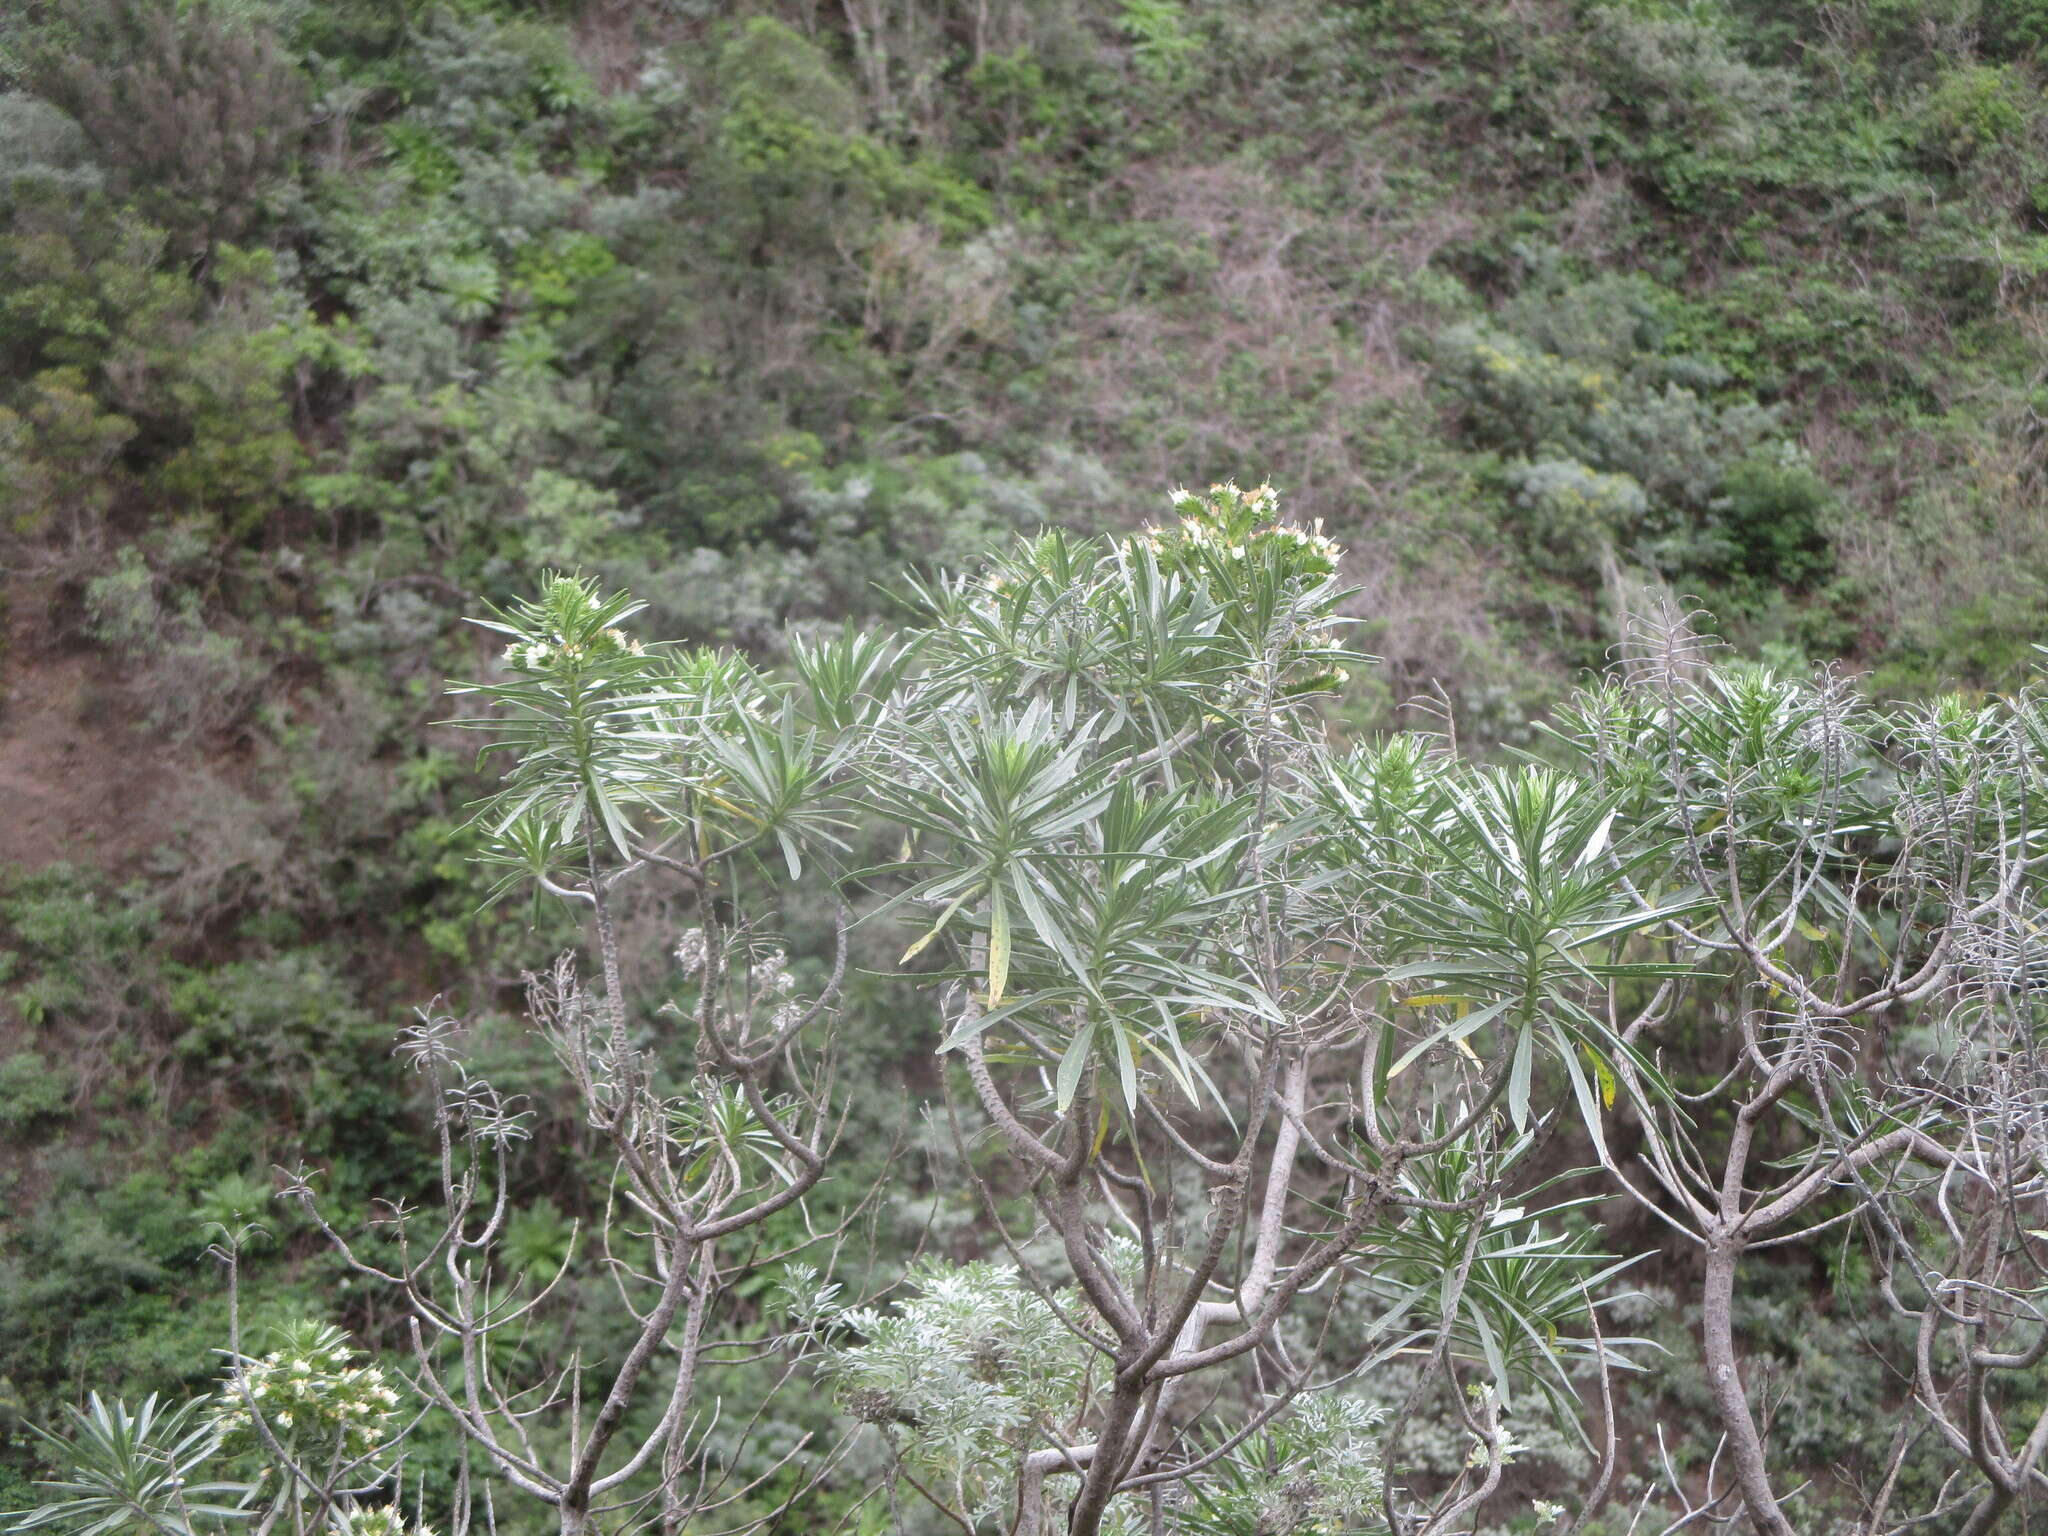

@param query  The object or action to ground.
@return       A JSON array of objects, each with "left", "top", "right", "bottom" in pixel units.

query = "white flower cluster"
[
  {"left": 1134, "top": 516, "right": 1340, "bottom": 568},
  {"left": 1140, "top": 482, "right": 1339, "bottom": 571},
  {"left": 502, "top": 626, "right": 644, "bottom": 672},
  {"left": 334, "top": 1507, "right": 437, "bottom": 1536},
  {"left": 212, "top": 1325, "right": 400, "bottom": 1458},
  {"left": 1258, "top": 520, "right": 1341, "bottom": 563},
  {"left": 1166, "top": 480, "right": 1280, "bottom": 515},
  {"left": 749, "top": 950, "right": 803, "bottom": 1031},
  {"left": 674, "top": 927, "right": 710, "bottom": 974},
  {"left": 749, "top": 951, "right": 795, "bottom": 996}
]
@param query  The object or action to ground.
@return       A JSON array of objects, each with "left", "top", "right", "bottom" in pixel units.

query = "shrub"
[
  {"left": 208, "top": 1320, "right": 399, "bottom": 1464},
  {"left": 23, "top": 0, "right": 306, "bottom": 253},
  {"left": 1917, "top": 62, "right": 2031, "bottom": 164},
  {"left": 0, "top": 92, "right": 102, "bottom": 206},
  {"left": 1981, "top": 0, "right": 2048, "bottom": 58},
  {"left": 1711, "top": 444, "right": 1833, "bottom": 585},
  {"left": 0, "top": 866, "right": 161, "bottom": 1031},
  {"left": 1118, "top": 0, "right": 1202, "bottom": 87},
  {"left": 0, "top": 1051, "right": 72, "bottom": 1140},
  {"left": 1436, "top": 272, "right": 1811, "bottom": 586},
  {"left": 1434, "top": 320, "right": 1611, "bottom": 457},
  {"left": 1501, "top": 455, "right": 1648, "bottom": 568},
  {"left": 0, "top": 368, "right": 135, "bottom": 538},
  {"left": 1581, "top": 381, "right": 1779, "bottom": 511}
]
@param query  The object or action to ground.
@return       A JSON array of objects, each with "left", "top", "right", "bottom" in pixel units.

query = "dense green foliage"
[{"left": 1, "top": 0, "right": 2046, "bottom": 1532}]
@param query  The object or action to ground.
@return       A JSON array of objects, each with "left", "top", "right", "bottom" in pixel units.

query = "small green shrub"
[
  {"left": 1119, "top": 0, "right": 1202, "bottom": 87},
  {"left": 1981, "top": 0, "right": 2048, "bottom": 58},
  {"left": 1918, "top": 62, "right": 2030, "bottom": 163},
  {"left": 0, "top": 1051, "right": 72, "bottom": 1139},
  {"left": 1712, "top": 446, "right": 1833, "bottom": 585},
  {"left": 0, "top": 867, "right": 161, "bottom": 1030}
]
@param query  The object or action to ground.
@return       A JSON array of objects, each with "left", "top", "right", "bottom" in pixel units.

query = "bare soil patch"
[{"left": 0, "top": 596, "right": 172, "bottom": 875}]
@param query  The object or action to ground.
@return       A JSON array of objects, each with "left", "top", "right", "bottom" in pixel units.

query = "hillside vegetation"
[{"left": 0, "top": 1, "right": 2045, "bottom": 1533}]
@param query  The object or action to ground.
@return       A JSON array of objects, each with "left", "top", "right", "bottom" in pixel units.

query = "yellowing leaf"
[
  {"left": 900, "top": 887, "right": 973, "bottom": 964},
  {"left": 1588, "top": 1048, "right": 1617, "bottom": 1109},
  {"left": 987, "top": 887, "right": 1011, "bottom": 1007}
]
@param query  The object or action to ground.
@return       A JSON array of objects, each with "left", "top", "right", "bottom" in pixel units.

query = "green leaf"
[
  {"left": 1056, "top": 1022, "right": 1097, "bottom": 1111},
  {"left": 1507, "top": 1025, "right": 1535, "bottom": 1132},
  {"left": 1110, "top": 1018, "right": 1141, "bottom": 1111},
  {"left": 1551, "top": 1024, "right": 1610, "bottom": 1164},
  {"left": 1387, "top": 997, "right": 1514, "bottom": 1080}
]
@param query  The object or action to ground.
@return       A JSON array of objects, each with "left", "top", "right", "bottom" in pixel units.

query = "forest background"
[{"left": 0, "top": 0, "right": 2046, "bottom": 1530}]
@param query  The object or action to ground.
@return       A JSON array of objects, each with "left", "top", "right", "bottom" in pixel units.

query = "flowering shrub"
[
  {"left": 1134, "top": 479, "right": 1350, "bottom": 695},
  {"left": 210, "top": 1322, "right": 399, "bottom": 1462},
  {"left": 332, "top": 1507, "right": 436, "bottom": 1536},
  {"left": 1146, "top": 480, "right": 1340, "bottom": 579},
  {"left": 499, "top": 617, "right": 645, "bottom": 674}
]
